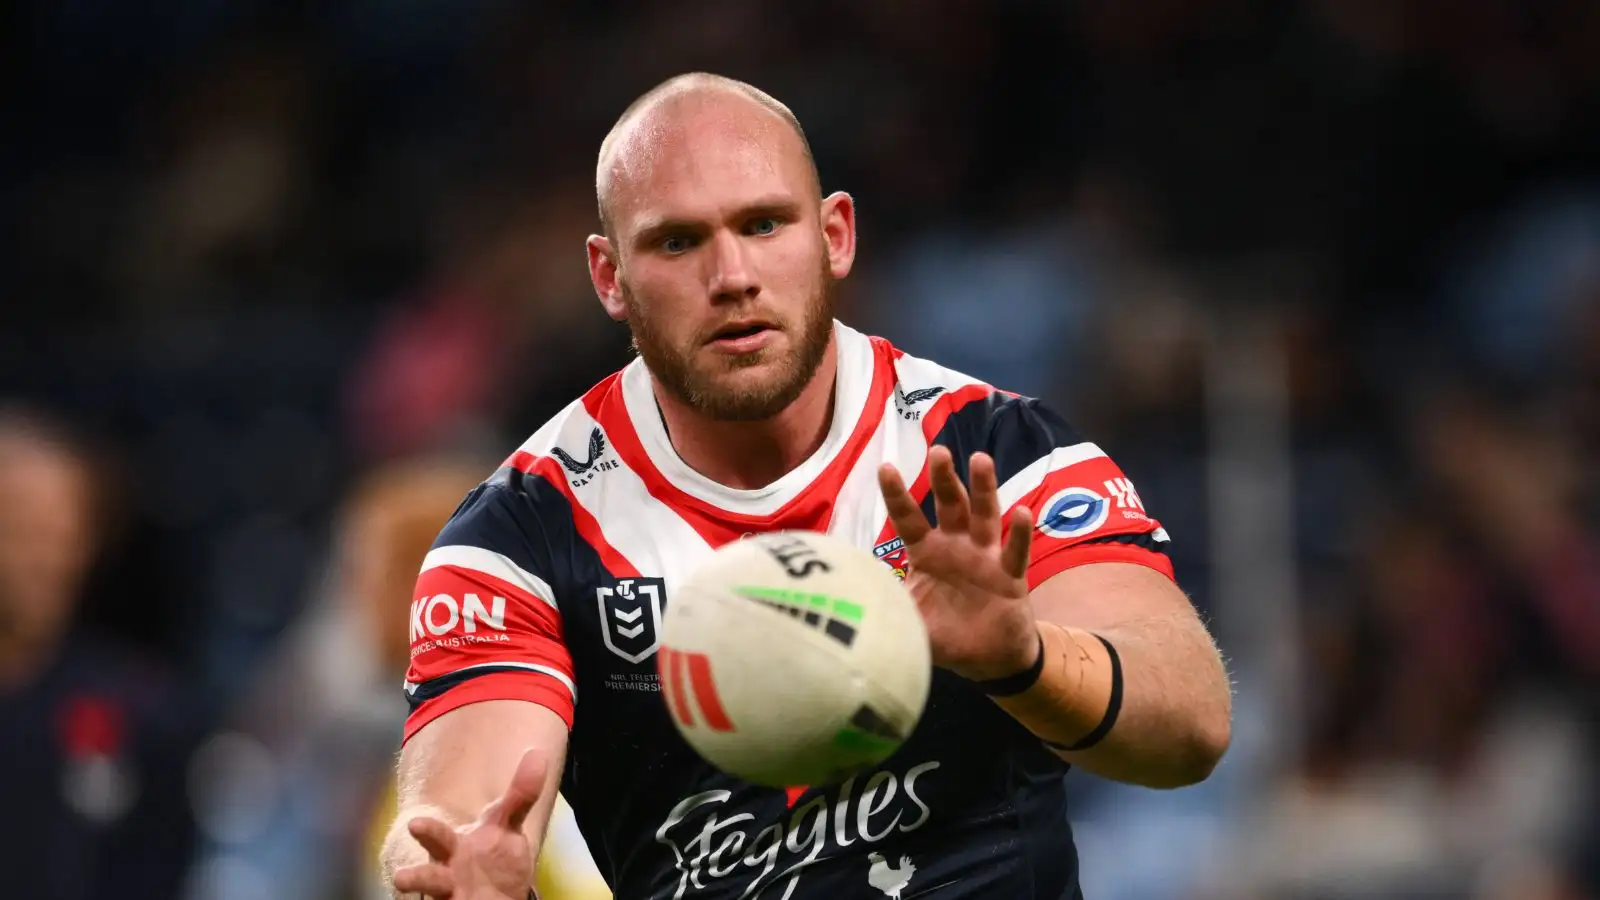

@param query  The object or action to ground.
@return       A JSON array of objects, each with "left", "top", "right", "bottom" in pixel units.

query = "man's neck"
[{"left": 654, "top": 339, "right": 840, "bottom": 491}]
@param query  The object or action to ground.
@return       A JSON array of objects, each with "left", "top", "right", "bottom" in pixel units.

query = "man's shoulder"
[
  {"left": 875, "top": 336, "right": 1076, "bottom": 446},
  {"left": 505, "top": 368, "right": 631, "bottom": 476},
  {"left": 438, "top": 398, "right": 605, "bottom": 543},
  {"left": 465, "top": 363, "right": 639, "bottom": 506},
  {"left": 434, "top": 365, "right": 645, "bottom": 563},
  {"left": 880, "top": 338, "right": 994, "bottom": 407}
]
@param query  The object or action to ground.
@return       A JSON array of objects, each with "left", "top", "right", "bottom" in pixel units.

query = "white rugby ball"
[{"left": 658, "top": 530, "right": 931, "bottom": 788}]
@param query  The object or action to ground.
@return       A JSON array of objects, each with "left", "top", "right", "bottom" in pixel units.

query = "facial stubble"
[{"left": 623, "top": 260, "right": 837, "bottom": 422}]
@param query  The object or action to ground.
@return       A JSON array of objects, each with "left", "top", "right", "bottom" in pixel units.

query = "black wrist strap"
[
  {"left": 975, "top": 630, "right": 1046, "bottom": 696},
  {"left": 1044, "top": 632, "right": 1123, "bottom": 753}
]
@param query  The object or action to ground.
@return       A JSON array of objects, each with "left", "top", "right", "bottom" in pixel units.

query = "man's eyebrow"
[
  {"left": 631, "top": 198, "right": 802, "bottom": 246},
  {"left": 633, "top": 216, "right": 699, "bottom": 239},
  {"left": 734, "top": 197, "right": 802, "bottom": 219}
]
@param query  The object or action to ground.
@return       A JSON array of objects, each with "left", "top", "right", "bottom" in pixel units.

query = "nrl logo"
[{"left": 597, "top": 577, "right": 665, "bottom": 664}]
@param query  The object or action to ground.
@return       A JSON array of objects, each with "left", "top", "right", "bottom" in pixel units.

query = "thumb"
[{"left": 481, "top": 747, "right": 549, "bottom": 834}]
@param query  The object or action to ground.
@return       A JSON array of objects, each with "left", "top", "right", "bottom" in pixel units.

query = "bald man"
[{"left": 382, "top": 73, "right": 1232, "bottom": 900}]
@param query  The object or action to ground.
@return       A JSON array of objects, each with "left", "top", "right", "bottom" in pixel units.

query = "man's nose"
[{"left": 706, "top": 230, "right": 758, "bottom": 302}]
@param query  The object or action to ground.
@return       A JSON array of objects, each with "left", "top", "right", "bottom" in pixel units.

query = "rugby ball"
[{"left": 658, "top": 530, "right": 931, "bottom": 788}]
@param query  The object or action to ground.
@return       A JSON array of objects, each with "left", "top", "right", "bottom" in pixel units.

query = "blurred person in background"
[
  {"left": 343, "top": 176, "right": 624, "bottom": 464},
  {"left": 1217, "top": 195, "right": 1600, "bottom": 899},
  {"left": 0, "top": 406, "right": 200, "bottom": 900},
  {"left": 184, "top": 455, "right": 608, "bottom": 900}
]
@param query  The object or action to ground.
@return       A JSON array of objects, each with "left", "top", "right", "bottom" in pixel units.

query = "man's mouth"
[{"left": 708, "top": 320, "right": 779, "bottom": 352}]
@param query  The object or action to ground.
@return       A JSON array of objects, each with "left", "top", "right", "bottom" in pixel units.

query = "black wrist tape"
[
  {"left": 1045, "top": 632, "right": 1123, "bottom": 753},
  {"left": 976, "top": 630, "right": 1046, "bottom": 696}
]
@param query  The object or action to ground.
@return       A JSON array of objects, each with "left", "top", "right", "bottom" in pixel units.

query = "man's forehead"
[{"left": 599, "top": 90, "right": 806, "bottom": 229}]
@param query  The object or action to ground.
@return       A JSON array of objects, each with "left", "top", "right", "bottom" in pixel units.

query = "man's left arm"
[
  {"left": 990, "top": 562, "right": 1232, "bottom": 789},
  {"left": 880, "top": 392, "right": 1232, "bottom": 789}
]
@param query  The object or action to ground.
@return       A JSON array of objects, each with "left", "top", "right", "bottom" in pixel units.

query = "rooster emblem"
[
  {"left": 551, "top": 428, "right": 607, "bottom": 474},
  {"left": 867, "top": 852, "right": 916, "bottom": 898}
]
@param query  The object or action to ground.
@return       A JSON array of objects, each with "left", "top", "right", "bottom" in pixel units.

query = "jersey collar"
[{"left": 619, "top": 320, "right": 878, "bottom": 518}]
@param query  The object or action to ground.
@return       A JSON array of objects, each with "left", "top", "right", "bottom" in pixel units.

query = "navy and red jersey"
[{"left": 403, "top": 322, "right": 1174, "bottom": 899}]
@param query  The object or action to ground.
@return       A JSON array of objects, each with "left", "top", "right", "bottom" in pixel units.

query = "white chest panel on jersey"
[{"left": 509, "top": 321, "right": 990, "bottom": 596}]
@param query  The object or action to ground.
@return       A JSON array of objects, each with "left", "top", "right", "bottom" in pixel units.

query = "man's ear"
[
  {"left": 820, "top": 191, "right": 857, "bottom": 280},
  {"left": 587, "top": 235, "right": 627, "bottom": 322}
]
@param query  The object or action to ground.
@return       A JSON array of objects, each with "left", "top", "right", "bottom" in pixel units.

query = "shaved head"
[
  {"left": 583, "top": 72, "right": 856, "bottom": 427},
  {"left": 596, "top": 73, "right": 820, "bottom": 240}
]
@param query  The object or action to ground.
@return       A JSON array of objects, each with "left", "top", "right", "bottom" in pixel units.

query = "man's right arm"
[
  {"left": 381, "top": 476, "right": 581, "bottom": 897},
  {"left": 380, "top": 700, "right": 570, "bottom": 897}
]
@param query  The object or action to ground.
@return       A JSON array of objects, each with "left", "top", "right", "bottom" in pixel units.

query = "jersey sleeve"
[
  {"left": 403, "top": 475, "right": 576, "bottom": 744},
  {"left": 986, "top": 397, "right": 1175, "bottom": 590}
]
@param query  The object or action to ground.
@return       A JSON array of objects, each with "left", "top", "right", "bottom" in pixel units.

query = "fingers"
[
  {"left": 968, "top": 452, "right": 1001, "bottom": 547},
  {"left": 880, "top": 450, "right": 1027, "bottom": 586},
  {"left": 393, "top": 862, "right": 455, "bottom": 898},
  {"left": 878, "top": 464, "right": 932, "bottom": 545},
  {"left": 484, "top": 747, "right": 549, "bottom": 834},
  {"left": 928, "top": 446, "right": 971, "bottom": 535},
  {"left": 409, "top": 816, "right": 458, "bottom": 862},
  {"left": 1000, "top": 506, "right": 1033, "bottom": 579}
]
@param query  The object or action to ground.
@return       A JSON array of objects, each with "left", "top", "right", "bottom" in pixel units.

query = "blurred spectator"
[
  {"left": 184, "top": 455, "right": 608, "bottom": 900},
  {"left": 0, "top": 407, "right": 201, "bottom": 900},
  {"left": 342, "top": 177, "right": 624, "bottom": 464}
]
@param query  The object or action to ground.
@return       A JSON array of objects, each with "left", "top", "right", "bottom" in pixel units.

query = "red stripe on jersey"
[
  {"left": 920, "top": 383, "right": 995, "bottom": 443},
  {"left": 504, "top": 449, "right": 641, "bottom": 578},
  {"left": 585, "top": 338, "right": 899, "bottom": 543},
  {"left": 1028, "top": 540, "right": 1175, "bottom": 590},
  {"left": 685, "top": 652, "right": 735, "bottom": 732},
  {"left": 403, "top": 670, "right": 575, "bottom": 745},
  {"left": 588, "top": 390, "right": 749, "bottom": 548},
  {"left": 582, "top": 379, "right": 747, "bottom": 547}
]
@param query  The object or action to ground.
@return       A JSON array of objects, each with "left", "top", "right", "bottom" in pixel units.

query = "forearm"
[
  {"left": 381, "top": 701, "right": 571, "bottom": 898},
  {"left": 992, "top": 616, "right": 1232, "bottom": 788}
]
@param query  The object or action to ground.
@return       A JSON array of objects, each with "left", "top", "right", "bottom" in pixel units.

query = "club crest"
[{"left": 873, "top": 537, "right": 910, "bottom": 580}]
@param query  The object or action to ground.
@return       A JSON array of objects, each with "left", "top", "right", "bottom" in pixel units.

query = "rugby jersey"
[{"left": 403, "top": 321, "right": 1173, "bottom": 899}]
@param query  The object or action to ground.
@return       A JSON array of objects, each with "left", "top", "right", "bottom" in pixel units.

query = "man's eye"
[
  {"left": 750, "top": 218, "right": 779, "bottom": 236},
  {"left": 661, "top": 235, "right": 691, "bottom": 253}
]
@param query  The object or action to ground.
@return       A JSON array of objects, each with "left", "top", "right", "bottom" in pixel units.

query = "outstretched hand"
[
  {"left": 393, "top": 748, "right": 549, "bottom": 900},
  {"left": 878, "top": 446, "right": 1041, "bottom": 682}
]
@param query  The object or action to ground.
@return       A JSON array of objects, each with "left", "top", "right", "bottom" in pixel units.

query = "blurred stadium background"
[{"left": 2, "top": 1, "right": 1597, "bottom": 898}]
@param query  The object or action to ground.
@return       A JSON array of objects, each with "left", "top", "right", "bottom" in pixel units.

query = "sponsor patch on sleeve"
[
  {"left": 1006, "top": 454, "right": 1174, "bottom": 587},
  {"left": 402, "top": 546, "right": 576, "bottom": 740}
]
